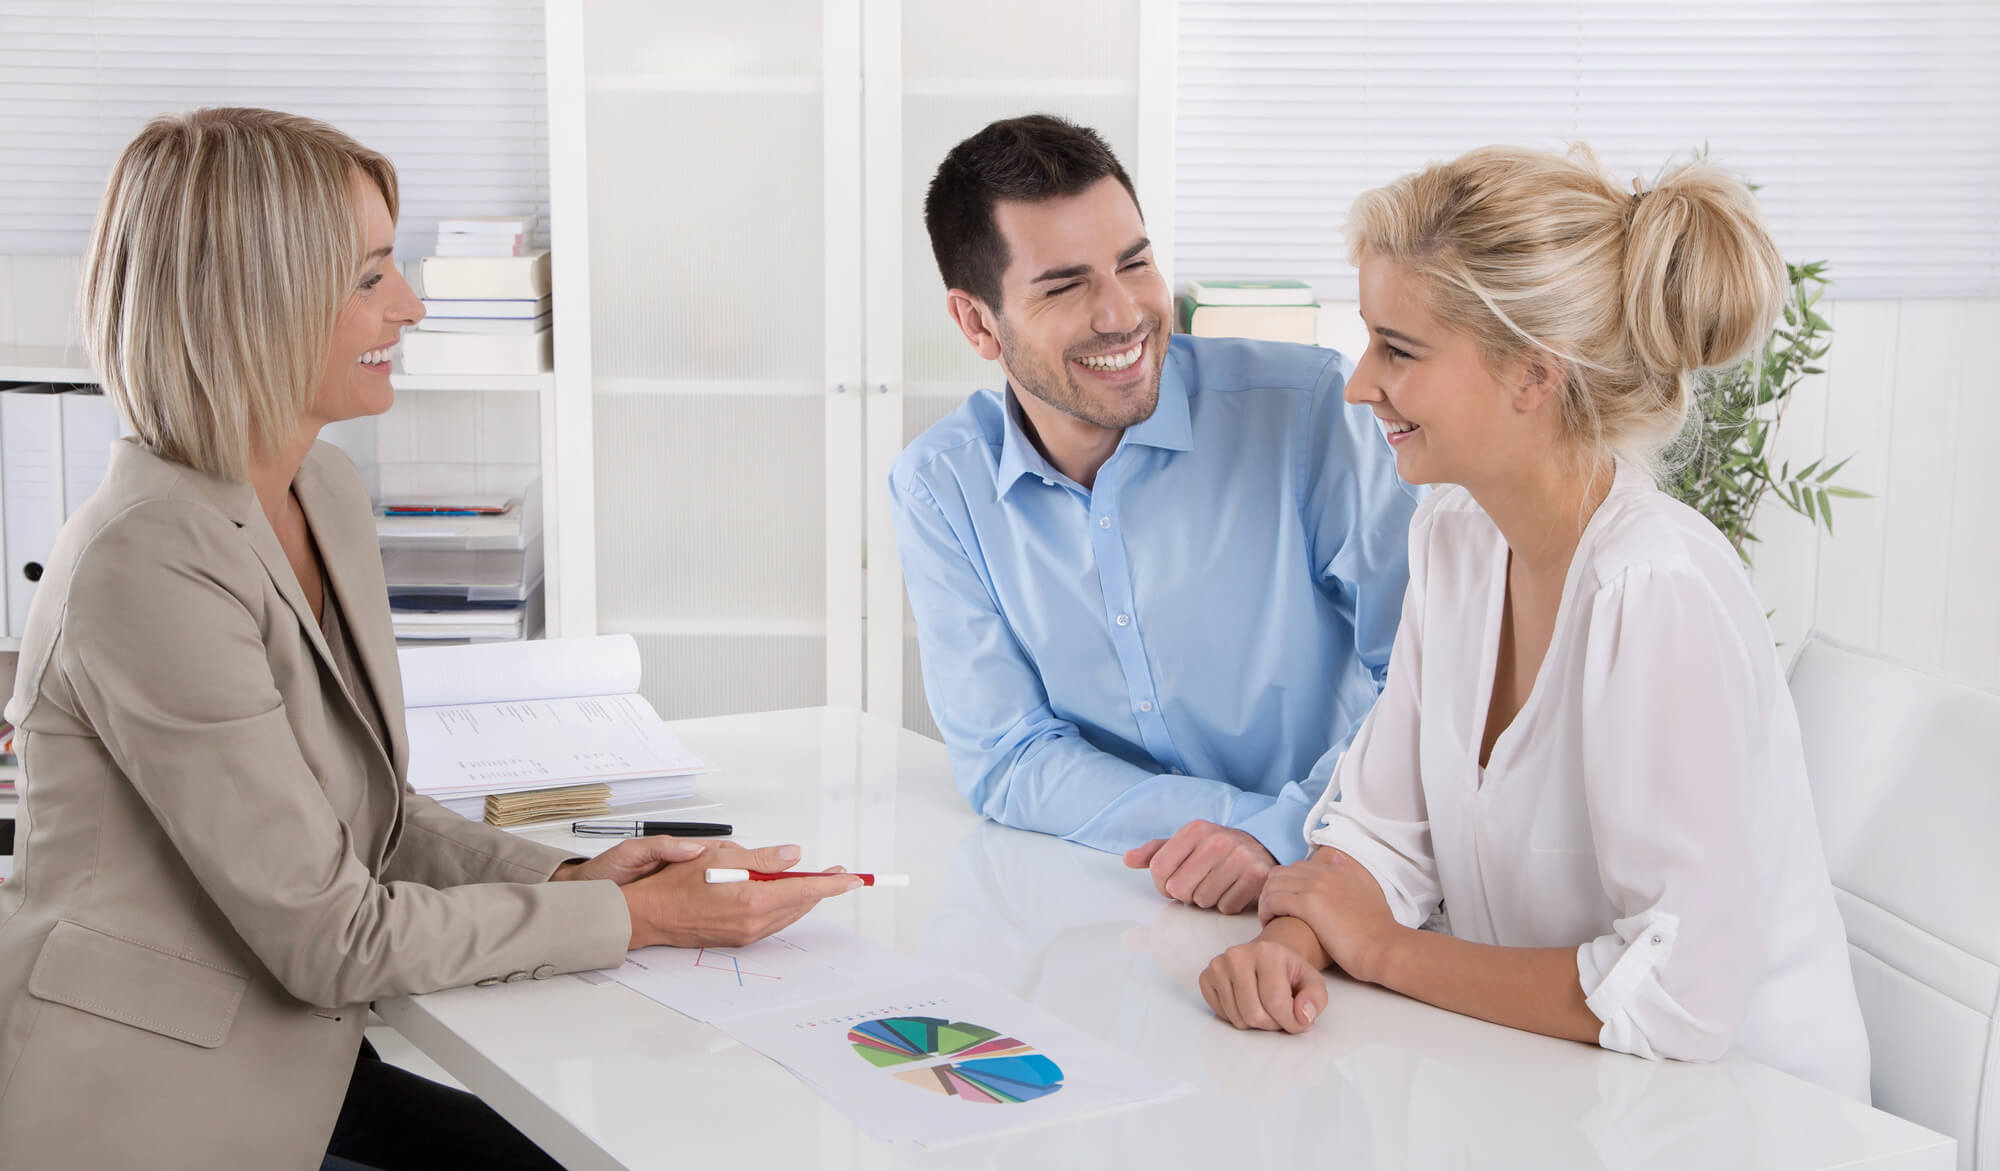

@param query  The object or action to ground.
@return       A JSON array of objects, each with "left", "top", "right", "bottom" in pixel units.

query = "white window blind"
[
  {"left": 0, "top": 0, "right": 550, "bottom": 258},
  {"left": 1176, "top": 1, "right": 2000, "bottom": 301}
]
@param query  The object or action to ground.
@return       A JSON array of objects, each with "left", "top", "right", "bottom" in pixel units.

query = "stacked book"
[
  {"left": 378, "top": 484, "right": 544, "bottom": 645},
  {"left": 1177, "top": 278, "right": 1320, "bottom": 345},
  {"left": 400, "top": 636, "right": 711, "bottom": 827},
  {"left": 402, "top": 215, "right": 554, "bottom": 376}
]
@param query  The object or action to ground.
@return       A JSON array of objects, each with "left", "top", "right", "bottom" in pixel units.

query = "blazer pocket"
[{"left": 27, "top": 920, "right": 248, "bottom": 1049}]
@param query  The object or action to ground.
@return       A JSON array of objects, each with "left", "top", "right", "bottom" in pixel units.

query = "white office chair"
[{"left": 1788, "top": 632, "right": 1999, "bottom": 1171}]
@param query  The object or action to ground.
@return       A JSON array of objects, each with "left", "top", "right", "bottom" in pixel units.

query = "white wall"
[{"left": 1321, "top": 298, "right": 2000, "bottom": 690}]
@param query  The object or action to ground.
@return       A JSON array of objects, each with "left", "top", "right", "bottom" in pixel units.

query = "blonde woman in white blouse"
[{"left": 1198, "top": 145, "right": 1870, "bottom": 1100}]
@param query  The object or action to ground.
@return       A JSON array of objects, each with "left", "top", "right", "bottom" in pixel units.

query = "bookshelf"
[{"left": 0, "top": 345, "right": 568, "bottom": 652}]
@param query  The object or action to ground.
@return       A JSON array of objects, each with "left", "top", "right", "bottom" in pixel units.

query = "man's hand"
[
  {"left": 1257, "top": 848, "right": 1400, "bottom": 983},
  {"left": 1122, "top": 820, "right": 1275, "bottom": 914},
  {"left": 619, "top": 842, "right": 863, "bottom": 950}
]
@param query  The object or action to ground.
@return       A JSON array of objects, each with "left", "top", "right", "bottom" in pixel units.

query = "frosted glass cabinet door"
[
  {"left": 574, "top": 0, "right": 842, "bottom": 719},
  {"left": 881, "top": 0, "right": 1146, "bottom": 736}
]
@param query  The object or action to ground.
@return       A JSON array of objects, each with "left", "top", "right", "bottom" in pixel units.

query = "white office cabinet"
[
  {"left": 546, "top": 0, "right": 1154, "bottom": 724},
  {"left": 545, "top": 0, "right": 862, "bottom": 720}
]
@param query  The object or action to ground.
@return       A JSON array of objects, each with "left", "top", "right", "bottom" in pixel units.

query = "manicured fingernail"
[
  {"left": 1300, "top": 1002, "right": 1317, "bottom": 1024},
  {"left": 778, "top": 845, "right": 801, "bottom": 862}
]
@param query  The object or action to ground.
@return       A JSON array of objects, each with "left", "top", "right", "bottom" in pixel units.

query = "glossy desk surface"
[{"left": 377, "top": 707, "right": 1953, "bottom": 1171}]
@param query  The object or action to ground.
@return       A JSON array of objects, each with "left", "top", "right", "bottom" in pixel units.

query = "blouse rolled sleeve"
[
  {"left": 1574, "top": 563, "right": 1771, "bottom": 1063},
  {"left": 1304, "top": 504, "right": 1440, "bottom": 930}
]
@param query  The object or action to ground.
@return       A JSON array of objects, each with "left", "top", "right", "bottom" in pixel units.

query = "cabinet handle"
[
  {"left": 834, "top": 383, "right": 848, "bottom": 394},
  {"left": 875, "top": 383, "right": 889, "bottom": 395}
]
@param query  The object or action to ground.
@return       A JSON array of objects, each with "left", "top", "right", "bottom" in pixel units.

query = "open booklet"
[{"left": 397, "top": 635, "right": 708, "bottom": 821}]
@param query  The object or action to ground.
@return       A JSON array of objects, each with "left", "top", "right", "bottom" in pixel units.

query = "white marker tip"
[
  {"left": 873, "top": 873, "right": 911, "bottom": 888},
  {"left": 705, "top": 868, "right": 750, "bottom": 884}
]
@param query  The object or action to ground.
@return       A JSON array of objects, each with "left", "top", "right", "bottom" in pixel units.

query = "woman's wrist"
[
  {"left": 1259, "top": 914, "right": 1331, "bottom": 971},
  {"left": 619, "top": 883, "right": 644, "bottom": 950},
  {"left": 1349, "top": 921, "right": 1412, "bottom": 988}
]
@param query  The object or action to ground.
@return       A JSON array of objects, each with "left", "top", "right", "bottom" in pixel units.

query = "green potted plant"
[{"left": 1667, "top": 259, "right": 1867, "bottom": 565}]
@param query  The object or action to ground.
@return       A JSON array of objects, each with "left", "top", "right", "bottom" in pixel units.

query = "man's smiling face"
[{"left": 984, "top": 175, "right": 1172, "bottom": 433}]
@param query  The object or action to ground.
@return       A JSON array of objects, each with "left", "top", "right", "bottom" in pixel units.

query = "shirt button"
[
  {"left": 1115, "top": 614, "right": 1130, "bottom": 626},
  {"left": 1041, "top": 477, "right": 1055, "bottom": 486},
  {"left": 1138, "top": 700, "right": 1154, "bottom": 713},
  {"left": 1098, "top": 516, "right": 1111, "bottom": 528},
  {"left": 504, "top": 970, "right": 529, "bottom": 983},
  {"left": 532, "top": 964, "right": 557, "bottom": 979}
]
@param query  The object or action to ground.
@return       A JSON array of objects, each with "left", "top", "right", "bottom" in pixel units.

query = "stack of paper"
[
  {"left": 399, "top": 635, "right": 708, "bottom": 825},
  {"left": 380, "top": 487, "right": 543, "bottom": 646},
  {"left": 479, "top": 783, "right": 610, "bottom": 826}
]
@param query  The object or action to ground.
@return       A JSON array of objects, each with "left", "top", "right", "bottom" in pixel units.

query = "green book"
[{"left": 1183, "top": 278, "right": 1318, "bottom": 307}]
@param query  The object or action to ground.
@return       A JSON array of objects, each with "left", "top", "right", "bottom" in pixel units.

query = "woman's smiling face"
[
  {"left": 308, "top": 169, "right": 423, "bottom": 428},
  {"left": 1344, "top": 253, "right": 1546, "bottom": 489}
]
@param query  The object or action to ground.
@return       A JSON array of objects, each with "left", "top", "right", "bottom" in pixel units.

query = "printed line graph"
[{"left": 694, "top": 947, "right": 785, "bottom": 987}]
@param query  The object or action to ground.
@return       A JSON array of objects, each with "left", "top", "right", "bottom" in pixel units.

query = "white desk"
[{"left": 378, "top": 707, "right": 1954, "bottom": 1171}]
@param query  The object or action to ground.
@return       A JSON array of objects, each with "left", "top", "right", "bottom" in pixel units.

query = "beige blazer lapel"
[
  {"left": 219, "top": 448, "right": 399, "bottom": 797},
  {"left": 293, "top": 447, "right": 407, "bottom": 781}
]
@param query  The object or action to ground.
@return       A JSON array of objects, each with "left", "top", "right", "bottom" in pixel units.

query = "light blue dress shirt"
[{"left": 889, "top": 334, "right": 1420, "bottom": 863}]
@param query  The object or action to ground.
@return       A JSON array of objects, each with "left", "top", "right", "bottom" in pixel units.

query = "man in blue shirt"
[{"left": 891, "top": 115, "right": 1419, "bottom": 914}]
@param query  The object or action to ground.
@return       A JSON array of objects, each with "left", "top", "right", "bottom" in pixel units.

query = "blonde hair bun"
[{"left": 1624, "top": 161, "right": 1787, "bottom": 378}]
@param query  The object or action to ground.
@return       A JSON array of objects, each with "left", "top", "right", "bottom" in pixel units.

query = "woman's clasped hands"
[
  {"left": 1200, "top": 848, "right": 1402, "bottom": 1034},
  {"left": 554, "top": 836, "right": 863, "bottom": 949}
]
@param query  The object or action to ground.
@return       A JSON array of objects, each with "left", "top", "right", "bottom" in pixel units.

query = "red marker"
[{"left": 704, "top": 867, "right": 909, "bottom": 888}]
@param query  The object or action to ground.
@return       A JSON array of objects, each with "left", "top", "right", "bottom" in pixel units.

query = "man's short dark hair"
[{"left": 923, "top": 114, "right": 1141, "bottom": 309}]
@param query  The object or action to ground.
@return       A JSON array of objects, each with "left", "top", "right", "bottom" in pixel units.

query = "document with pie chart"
[{"left": 724, "top": 975, "right": 1188, "bottom": 1147}]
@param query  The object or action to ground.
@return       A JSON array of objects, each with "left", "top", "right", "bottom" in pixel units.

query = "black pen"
[{"left": 571, "top": 820, "right": 732, "bottom": 838}]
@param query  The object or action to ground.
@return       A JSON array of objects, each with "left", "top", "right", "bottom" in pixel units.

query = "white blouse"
[{"left": 1305, "top": 463, "right": 1871, "bottom": 1100}]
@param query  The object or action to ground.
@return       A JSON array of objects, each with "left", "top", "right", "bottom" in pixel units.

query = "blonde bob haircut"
[
  {"left": 80, "top": 107, "right": 398, "bottom": 482},
  {"left": 1347, "top": 144, "right": 1786, "bottom": 476}
]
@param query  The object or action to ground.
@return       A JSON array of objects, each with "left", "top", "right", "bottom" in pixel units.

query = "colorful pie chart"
[{"left": 847, "top": 1015, "right": 1065, "bottom": 1104}]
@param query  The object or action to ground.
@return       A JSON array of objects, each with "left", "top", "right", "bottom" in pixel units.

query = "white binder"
[
  {"left": 60, "top": 388, "right": 127, "bottom": 518},
  {"left": 2, "top": 386, "right": 66, "bottom": 638}
]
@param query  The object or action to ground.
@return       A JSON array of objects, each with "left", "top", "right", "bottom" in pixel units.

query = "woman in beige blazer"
[{"left": 0, "top": 109, "right": 860, "bottom": 1171}]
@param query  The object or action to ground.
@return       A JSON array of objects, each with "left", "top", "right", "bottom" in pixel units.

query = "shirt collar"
[
  {"left": 993, "top": 345, "right": 1194, "bottom": 502},
  {"left": 1120, "top": 343, "right": 1193, "bottom": 454},
  {"left": 995, "top": 387, "right": 1063, "bottom": 500}
]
